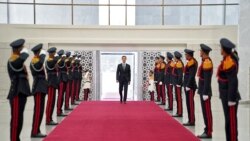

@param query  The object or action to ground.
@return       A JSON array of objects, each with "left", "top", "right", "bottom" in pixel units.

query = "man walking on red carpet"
[{"left": 116, "top": 56, "right": 131, "bottom": 104}]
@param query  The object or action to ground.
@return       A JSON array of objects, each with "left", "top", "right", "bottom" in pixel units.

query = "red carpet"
[{"left": 44, "top": 101, "right": 200, "bottom": 141}]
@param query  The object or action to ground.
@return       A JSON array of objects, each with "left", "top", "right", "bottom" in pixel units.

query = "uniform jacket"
[
  {"left": 165, "top": 60, "right": 175, "bottom": 85},
  {"left": 184, "top": 58, "right": 198, "bottom": 89},
  {"left": 198, "top": 58, "right": 213, "bottom": 96},
  {"left": 156, "top": 62, "right": 166, "bottom": 84},
  {"left": 172, "top": 60, "right": 184, "bottom": 86},
  {"left": 7, "top": 53, "right": 31, "bottom": 99},
  {"left": 46, "top": 56, "right": 59, "bottom": 88},
  {"left": 58, "top": 58, "right": 68, "bottom": 82}
]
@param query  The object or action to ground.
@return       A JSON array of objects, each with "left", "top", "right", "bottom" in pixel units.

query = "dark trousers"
[
  {"left": 119, "top": 81, "right": 128, "bottom": 102},
  {"left": 175, "top": 86, "right": 183, "bottom": 115},
  {"left": 84, "top": 88, "right": 90, "bottom": 101},
  {"left": 57, "top": 81, "right": 66, "bottom": 115},
  {"left": 185, "top": 89, "right": 196, "bottom": 123},
  {"left": 221, "top": 98, "right": 238, "bottom": 141},
  {"left": 200, "top": 95, "right": 213, "bottom": 136},
  {"left": 31, "top": 93, "right": 46, "bottom": 135},
  {"left": 46, "top": 86, "right": 56, "bottom": 123},
  {"left": 9, "top": 95, "right": 27, "bottom": 141},
  {"left": 65, "top": 80, "right": 72, "bottom": 109},
  {"left": 75, "top": 80, "right": 80, "bottom": 101},
  {"left": 157, "top": 83, "right": 166, "bottom": 104},
  {"left": 71, "top": 80, "right": 77, "bottom": 104},
  {"left": 155, "top": 83, "right": 160, "bottom": 101},
  {"left": 149, "top": 91, "right": 154, "bottom": 101},
  {"left": 167, "top": 84, "right": 173, "bottom": 109}
]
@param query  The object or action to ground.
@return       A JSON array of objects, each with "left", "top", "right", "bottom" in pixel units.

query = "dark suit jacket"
[{"left": 116, "top": 63, "right": 131, "bottom": 83}]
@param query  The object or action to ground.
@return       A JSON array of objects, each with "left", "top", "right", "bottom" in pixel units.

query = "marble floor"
[{"left": 0, "top": 95, "right": 249, "bottom": 141}]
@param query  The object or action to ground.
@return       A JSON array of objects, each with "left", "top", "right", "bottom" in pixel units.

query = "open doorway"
[{"left": 100, "top": 52, "right": 138, "bottom": 101}]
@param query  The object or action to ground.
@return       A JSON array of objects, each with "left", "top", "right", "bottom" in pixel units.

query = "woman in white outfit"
[
  {"left": 83, "top": 70, "right": 91, "bottom": 101},
  {"left": 148, "top": 70, "right": 156, "bottom": 101}
]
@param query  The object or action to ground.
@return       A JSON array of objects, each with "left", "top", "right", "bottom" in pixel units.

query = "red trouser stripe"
[
  {"left": 71, "top": 81, "right": 75, "bottom": 103},
  {"left": 177, "top": 87, "right": 182, "bottom": 115},
  {"left": 33, "top": 93, "right": 41, "bottom": 134},
  {"left": 57, "top": 82, "right": 63, "bottom": 114},
  {"left": 169, "top": 85, "right": 173, "bottom": 108},
  {"left": 205, "top": 100, "right": 212, "bottom": 135},
  {"left": 46, "top": 87, "right": 52, "bottom": 122},
  {"left": 65, "top": 82, "right": 70, "bottom": 108}
]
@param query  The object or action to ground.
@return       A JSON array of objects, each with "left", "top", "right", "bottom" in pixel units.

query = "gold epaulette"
[
  {"left": 203, "top": 58, "right": 213, "bottom": 70},
  {"left": 187, "top": 58, "right": 195, "bottom": 67},
  {"left": 160, "top": 62, "right": 166, "bottom": 69},
  {"left": 176, "top": 61, "right": 183, "bottom": 68},
  {"left": 9, "top": 54, "right": 19, "bottom": 62},
  {"left": 223, "top": 56, "right": 235, "bottom": 70},
  {"left": 57, "top": 58, "right": 61, "bottom": 64},
  {"left": 156, "top": 63, "right": 160, "bottom": 69},
  {"left": 170, "top": 61, "right": 175, "bottom": 68},
  {"left": 32, "top": 57, "right": 40, "bottom": 64},
  {"left": 47, "top": 57, "right": 53, "bottom": 61},
  {"left": 65, "top": 58, "right": 69, "bottom": 62}
]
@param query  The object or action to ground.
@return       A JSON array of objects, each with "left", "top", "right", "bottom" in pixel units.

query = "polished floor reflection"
[{"left": 0, "top": 95, "right": 249, "bottom": 141}]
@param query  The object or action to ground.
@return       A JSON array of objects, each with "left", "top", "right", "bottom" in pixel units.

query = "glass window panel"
[
  {"left": 9, "top": 4, "right": 34, "bottom": 24},
  {"left": 127, "top": 6, "right": 135, "bottom": 25},
  {"left": 202, "top": 0, "right": 224, "bottom": 4},
  {"left": 135, "top": 6, "right": 162, "bottom": 25},
  {"left": 110, "top": 0, "right": 125, "bottom": 5},
  {"left": 226, "top": 5, "right": 239, "bottom": 25},
  {"left": 110, "top": 6, "right": 125, "bottom": 25},
  {"left": 164, "top": 6, "right": 199, "bottom": 25},
  {"left": 36, "top": 5, "right": 71, "bottom": 25},
  {"left": 99, "top": 6, "right": 109, "bottom": 25},
  {"left": 73, "top": 6, "right": 99, "bottom": 25},
  {"left": 9, "top": 0, "right": 33, "bottom": 3},
  {"left": 164, "top": 0, "right": 200, "bottom": 5},
  {"left": 127, "top": 0, "right": 162, "bottom": 5},
  {"left": 74, "top": 0, "right": 108, "bottom": 4},
  {"left": 202, "top": 6, "right": 224, "bottom": 25},
  {"left": 36, "top": 0, "right": 71, "bottom": 4},
  {"left": 226, "top": 0, "right": 239, "bottom": 3},
  {"left": 0, "top": 4, "right": 7, "bottom": 24},
  {"left": 0, "top": 0, "right": 7, "bottom": 2}
]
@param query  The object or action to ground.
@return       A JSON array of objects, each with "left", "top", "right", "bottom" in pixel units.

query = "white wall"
[{"left": 0, "top": 25, "right": 238, "bottom": 100}]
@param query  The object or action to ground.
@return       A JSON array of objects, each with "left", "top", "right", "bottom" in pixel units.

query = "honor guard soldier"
[
  {"left": 172, "top": 51, "right": 184, "bottom": 117},
  {"left": 165, "top": 52, "right": 175, "bottom": 111},
  {"left": 8, "top": 39, "right": 31, "bottom": 141},
  {"left": 197, "top": 44, "right": 213, "bottom": 138},
  {"left": 217, "top": 38, "right": 241, "bottom": 141},
  {"left": 30, "top": 44, "right": 47, "bottom": 138},
  {"left": 156, "top": 55, "right": 167, "bottom": 105},
  {"left": 64, "top": 51, "right": 73, "bottom": 110},
  {"left": 154, "top": 57, "right": 160, "bottom": 101},
  {"left": 71, "top": 53, "right": 79, "bottom": 105},
  {"left": 45, "top": 47, "right": 59, "bottom": 125},
  {"left": 76, "top": 55, "right": 82, "bottom": 101},
  {"left": 183, "top": 49, "right": 198, "bottom": 126},
  {"left": 74, "top": 56, "right": 81, "bottom": 101},
  {"left": 57, "top": 49, "right": 68, "bottom": 116}
]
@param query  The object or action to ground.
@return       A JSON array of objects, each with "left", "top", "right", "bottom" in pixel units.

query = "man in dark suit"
[{"left": 116, "top": 56, "right": 131, "bottom": 104}]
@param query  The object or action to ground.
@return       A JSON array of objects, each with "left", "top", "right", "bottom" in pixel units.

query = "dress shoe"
[
  {"left": 172, "top": 114, "right": 183, "bottom": 117},
  {"left": 31, "top": 133, "right": 47, "bottom": 138},
  {"left": 65, "top": 108, "right": 74, "bottom": 111},
  {"left": 57, "top": 113, "right": 68, "bottom": 117},
  {"left": 197, "top": 132, "right": 212, "bottom": 138},
  {"left": 46, "top": 121, "right": 58, "bottom": 126},
  {"left": 183, "top": 122, "right": 195, "bottom": 126},
  {"left": 164, "top": 108, "right": 173, "bottom": 111}
]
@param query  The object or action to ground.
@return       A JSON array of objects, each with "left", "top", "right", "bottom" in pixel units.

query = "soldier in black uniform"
[
  {"left": 154, "top": 57, "right": 160, "bottom": 101},
  {"left": 165, "top": 52, "right": 175, "bottom": 111},
  {"left": 64, "top": 51, "right": 73, "bottom": 110},
  {"left": 45, "top": 47, "right": 59, "bottom": 125},
  {"left": 197, "top": 44, "right": 213, "bottom": 138},
  {"left": 57, "top": 50, "right": 68, "bottom": 116},
  {"left": 217, "top": 38, "right": 241, "bottom": 141},
  {"left": 71, "top": 54, "right": 79, "bottom": 105},
  {"left": 156, "top": 55, "right": 166, "bottom": 105},
  {"left": 76, "top": 55, "right": 82, "bottom": 101},
  {"left": 172, "top": 51, "right": 184, "bottom": 117},
  {"left": 183, "top": 49, "right": 198, "bottom": 126},
  {"left": 7, "top": 39, "right": 31, "bottom": 141},
  {"left": 30, "top": 44, "right": 47, "bottom": 138}
]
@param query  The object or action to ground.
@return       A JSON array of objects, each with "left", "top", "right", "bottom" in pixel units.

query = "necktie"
[{"left": 123, "top": 63, "right": 126, "bottom": 70}]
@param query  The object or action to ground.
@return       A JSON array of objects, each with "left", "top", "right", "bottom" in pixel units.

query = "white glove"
[
  {"left": 159, "top": 82, "right": 162, "bottom": 85},
  {"left": 203, "top": 95, "right": 209, "bottom": 101},
  {"left": 40, "top": 49, "right": 46, "bottom": 55},
  {"left": 20, "top": 48, "right": 29, "bottom": 54},
  {"left": 55, "top": 53, "right": 59, "bottom": 57},
  {"left": 169, "top": 83, "right": 173, "bottom": 85},
  {"left": 176, "top": 85, "right": 181, "bottom": 87},
  {"left": 186, "top": 87, "right": 190, "bottom": 91},
  {"left": 70, "top": 51, "right": 75, "bottom": 56},
  {"left": 228, "top": 101, "right": 236, "bottom": 106},
  {"left": 62, "top": 54, "right": 66, "bottom": 57},
  {"left": 78, "top": 58, "right": 82, "bottom": 61}
]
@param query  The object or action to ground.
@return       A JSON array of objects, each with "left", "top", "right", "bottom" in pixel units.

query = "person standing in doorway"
[
  {"left": 147, "top": 70, "right": 155, "bottom": 101},
  {"left": 116, "top": 56, "right": 131, "bottom": 104}
]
